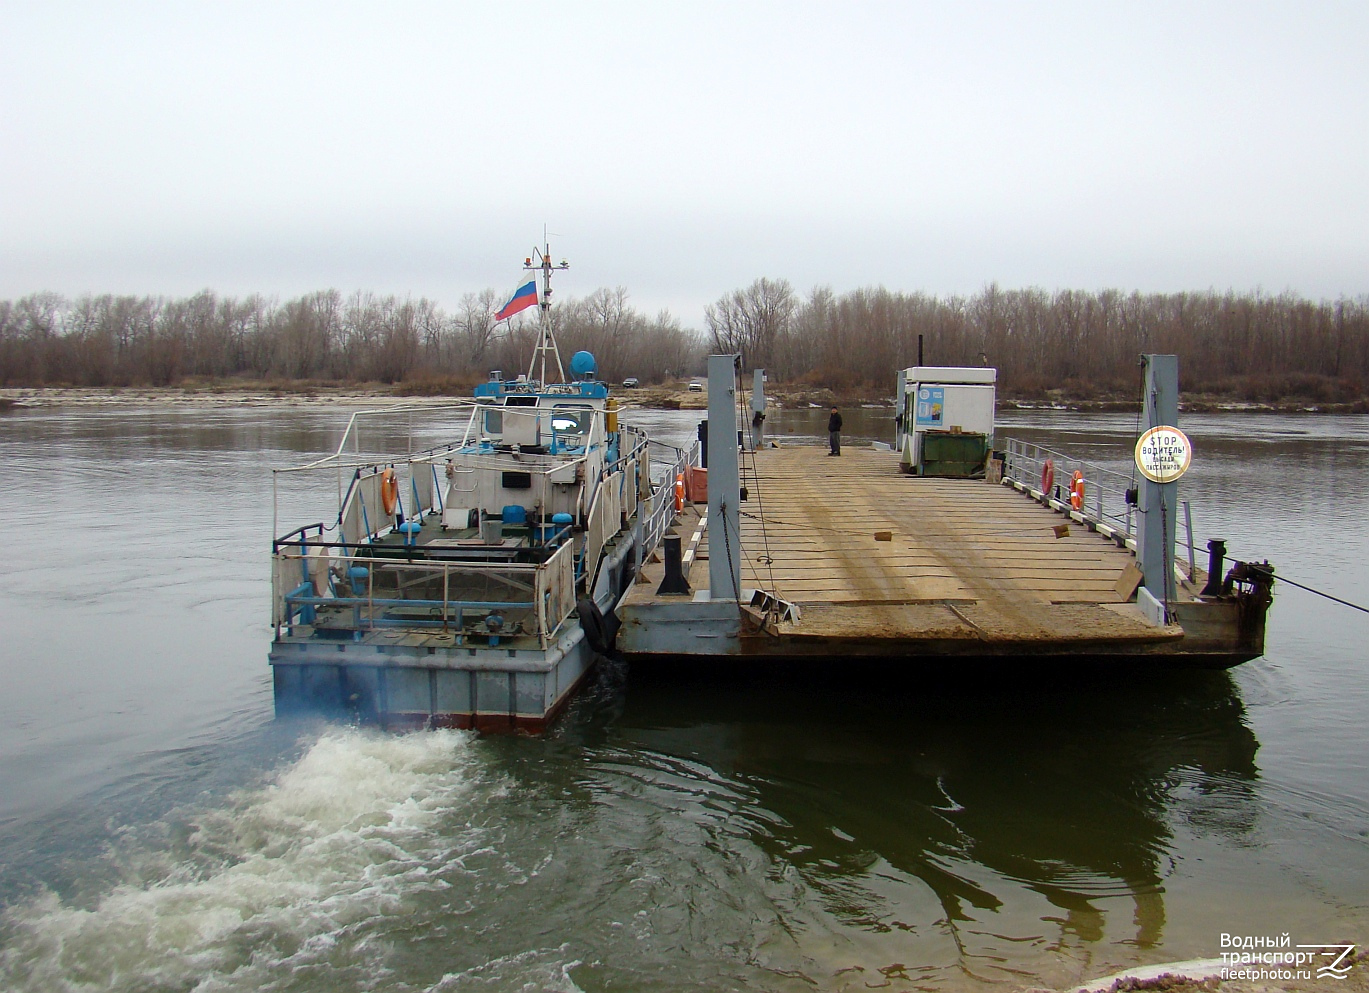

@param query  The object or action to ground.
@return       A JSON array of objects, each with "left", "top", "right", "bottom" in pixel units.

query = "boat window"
[
  {"left": 506, "top": 396, "right": 538, "bottom": 407},
  {"left": 485, "top": 410, "right": 503, "bottom": 433},
  {"left": 550, "top": 403, "right": 594, "bottom": 435}
]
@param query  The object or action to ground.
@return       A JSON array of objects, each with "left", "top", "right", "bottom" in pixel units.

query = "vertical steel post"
[
  {"left": 895, "top": 368, "right": 907, "bottom": 449},
  {"left": 656, "top": 534, "right": 692, "bottom": 595},
  {"left": 1136, "top": 354, "right": 1179, "bottom": 606},
  {"left": 750, "top": 368, "right": 767, "bottom": 451},
  {"left": 1201, "top": 539, "right": 1226, "bottom": 597},
  {"left": 1183, "top": 499, "right": 1196, "bottom": 580},
  {"left": 707, "top": 354, "right": 742, "bottom": 601}
]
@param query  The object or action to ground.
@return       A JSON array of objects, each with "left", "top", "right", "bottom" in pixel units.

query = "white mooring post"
[
  {"left": 1136, "top": 354, "right": 1180, "bottom": 614},
  {"left": 707, "top": 354, "right": 742, "bottom": 601}
]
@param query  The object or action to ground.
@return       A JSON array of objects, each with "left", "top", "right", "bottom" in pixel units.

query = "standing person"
[{"left": 827, "top": 406, "right": 843, "bottom": 456}]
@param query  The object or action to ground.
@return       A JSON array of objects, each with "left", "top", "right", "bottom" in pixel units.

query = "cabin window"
[
  {"left": 550, "top": 404, "right": 592, "bottom": 434},
  {"left": 485, "top": 410, "right": 503, "bottom": 433},
  {"left": 502, "top": 471, "right": 533, "bottom": 489}
]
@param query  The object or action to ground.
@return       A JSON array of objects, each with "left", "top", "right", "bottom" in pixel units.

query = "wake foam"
[
  {"left": 0, "top": 727, "right": 487, "bottom": 992},
  {"left": 425, "top": 944, "right": 585, "bottom": 992}
]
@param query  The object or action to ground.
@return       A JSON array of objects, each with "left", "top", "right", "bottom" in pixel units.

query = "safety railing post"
[
  {"left": 1183, "top": 500, "right": 1196, "bottom": 580},
  {"left": 537, "top": 562, "right": 548, "bottom": 647}
]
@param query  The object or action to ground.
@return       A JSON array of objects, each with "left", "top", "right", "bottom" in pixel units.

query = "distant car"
[
  {"left": 688, "top": 380, "right": 704, "bottom": 392},
  {"left": 621, "top": 377, "right": 639, "bottom": 388}
]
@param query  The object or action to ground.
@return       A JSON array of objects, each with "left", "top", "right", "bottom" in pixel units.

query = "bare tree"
[
  {"left": 455, "top": 289, "right": 501, "bottom": 367},
  {"left": 704, "top": 277, "right": 797, "bottom": 373}
]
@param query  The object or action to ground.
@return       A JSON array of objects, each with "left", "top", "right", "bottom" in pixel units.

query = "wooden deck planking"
[
  {"left": 702, "top": 450, "right": 1140, "bottom": 610},
  {"left": 622, "top": 444, "right": 1190, "bottom": 652}
]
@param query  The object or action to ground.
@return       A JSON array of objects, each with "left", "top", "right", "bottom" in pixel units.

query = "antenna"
[{"left": 523, "top": 235, "right": 570, "bottom": 385}]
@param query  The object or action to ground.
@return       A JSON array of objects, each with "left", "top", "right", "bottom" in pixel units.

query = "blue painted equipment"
[{"left": 569, "top": 350, "right": 597, "bottom": 379}]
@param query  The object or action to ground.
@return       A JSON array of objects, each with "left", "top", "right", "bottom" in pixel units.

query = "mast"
[{"left": 523, "top": 239, "right": 569, "bottom": 385}]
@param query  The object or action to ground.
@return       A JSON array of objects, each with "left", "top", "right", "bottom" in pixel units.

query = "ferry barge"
[{"left": 618, "top": 353, "right": 1275, "bottom": 669}]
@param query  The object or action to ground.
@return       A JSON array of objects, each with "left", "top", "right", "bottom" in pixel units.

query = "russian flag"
[{"left": 495, "top": 280, "right": 538, "bottom": 321}]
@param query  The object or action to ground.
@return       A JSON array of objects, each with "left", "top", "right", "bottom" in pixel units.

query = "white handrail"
[{"left": 284, "top": 400, "right": 484, "bottom": 472}]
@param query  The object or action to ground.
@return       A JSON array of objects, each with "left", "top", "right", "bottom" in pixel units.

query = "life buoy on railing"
[
  {"left": 1069, "top": 470, "right": 1085, "bottom": 511},
  {"left": 674, "top": 473, "right": 685, "bottom": 512},
  {"left": 380, "top": 468, "right": 400, "bottom": 516},
  {"left": 1040, "top": 459, "right": 1055, "bottom": 496}
]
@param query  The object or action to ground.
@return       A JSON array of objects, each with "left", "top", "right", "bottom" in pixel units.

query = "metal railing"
[
  {"left": 272, "top": 409, "right": 685, "bottom": 644},
  {"left": 272, "top": 534, "right": 578, "bottom": 649},
  {"left": 272, "top": 400, "right": 618, "bottom": 539},
  {"left": 1001, "top": 437, "right": 1137, "bottom": 537},
  {"left": 641, "top": 439, "right": 699, "bottom": 554},
  {"left": 1000, "top": 436, "right": 1199, "bottom": 579}
]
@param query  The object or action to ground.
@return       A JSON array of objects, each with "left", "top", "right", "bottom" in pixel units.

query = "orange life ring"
[
  {"left": 1069, "top": 470, "right": 1085, "bottom": 511},
  {"left": 380, "top": 468, "right": 400, "bottom": 516},
  {"left": 674, "top": 473, "right": 685, "bottom": 512},
  {"left": 1040, "top": 459, "right": 1055, "bottom": 495}
]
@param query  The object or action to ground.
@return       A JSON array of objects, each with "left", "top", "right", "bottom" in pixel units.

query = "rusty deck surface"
[{"left": 621, "top": 445, "right": 1207, "bottom": 656}]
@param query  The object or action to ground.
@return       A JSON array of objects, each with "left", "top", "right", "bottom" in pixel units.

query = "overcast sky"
[{"left": 2, "top": 1, "right": 1366, "bottom": 326}]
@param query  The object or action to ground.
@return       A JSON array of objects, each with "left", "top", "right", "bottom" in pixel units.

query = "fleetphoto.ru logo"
[
  {"left": 1219, "top": 934, "right": 1356, "bottom": 980},
  {"left": 1300, "top": 944, "right": 1358, "bottom": 980}
]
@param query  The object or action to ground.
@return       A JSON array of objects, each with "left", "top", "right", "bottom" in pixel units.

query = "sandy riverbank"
[{"left": 1036, "top": 946, "right": 1367, "bottom": 993}]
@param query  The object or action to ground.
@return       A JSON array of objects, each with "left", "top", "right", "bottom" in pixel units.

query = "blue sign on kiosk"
[{"left": 915, "top": 386, "right": 945, "bottom": 426}]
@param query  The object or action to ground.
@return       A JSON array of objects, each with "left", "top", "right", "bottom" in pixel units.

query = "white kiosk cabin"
[{"left": 896, "top": 366, "right": 997, "bottom": 477}]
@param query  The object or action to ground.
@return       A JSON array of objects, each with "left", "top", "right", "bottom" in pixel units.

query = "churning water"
[{"left": 0, "top": 402, "right": 1366, "bottom": 991}]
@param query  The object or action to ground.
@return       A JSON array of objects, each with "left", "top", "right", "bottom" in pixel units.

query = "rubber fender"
[{"left": 576, "top": 597, "right": 620, "bottom": 655}]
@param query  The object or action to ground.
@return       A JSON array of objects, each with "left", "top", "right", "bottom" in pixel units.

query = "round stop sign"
[{"left": 1135, "top": 425, "right": 1193, "bottom": 483}]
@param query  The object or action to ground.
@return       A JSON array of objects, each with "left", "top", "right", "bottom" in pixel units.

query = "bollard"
[
  {"left": 398, "top": 521, "right": 423, "bottom": 547},
  {"left": 1201, "top": 539, "right": 1226, "bottom": 597},
  {"left": 656, "top": 534, "right": 692, "bottom": 595}
]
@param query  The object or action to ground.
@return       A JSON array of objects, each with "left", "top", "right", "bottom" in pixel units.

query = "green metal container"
[{"left": 919, "top": 431, "right": 989, "bottom": 477}]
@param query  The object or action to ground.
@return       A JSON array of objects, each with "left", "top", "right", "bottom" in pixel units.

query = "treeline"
[
  {"left": 707, "top": 280, "right": 1369, "bottom": 401},
  {"left": 5, "top": 282, "right": 1369, "bottom": 402},
  {"left": 0, "top": 288, "right": 699, "bottom": 389}
]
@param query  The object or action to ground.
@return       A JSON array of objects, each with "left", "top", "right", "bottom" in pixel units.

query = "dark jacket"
[{"left": 828, "top": 411, "right": 843, "bottom": 432}]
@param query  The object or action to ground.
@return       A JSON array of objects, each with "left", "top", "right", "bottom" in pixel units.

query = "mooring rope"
[
  {"left": 734, "top": 370, "right": 782, "bottom": 605},
  {"left": 1268, "top": 574, "right": 1369, "bottom": 614},
  {"left": 1221, "top": 560, "right": 1369, "bottom": 615}
]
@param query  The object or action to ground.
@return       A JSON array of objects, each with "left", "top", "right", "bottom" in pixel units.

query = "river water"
[{"left": 0, "top": 402, "right": 1365, "bottom": 992}]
